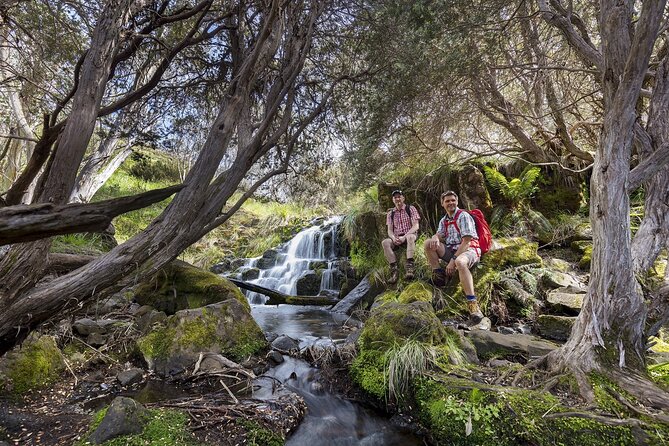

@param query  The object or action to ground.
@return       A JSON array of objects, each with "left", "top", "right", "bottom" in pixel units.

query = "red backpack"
[{"left": 451, "top": 209, "right": 493, "bottom": 254}]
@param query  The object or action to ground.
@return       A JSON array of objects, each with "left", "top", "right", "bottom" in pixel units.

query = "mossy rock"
[
  {"left": 134, "top": 260, "right": 248, "bottom": 315},
  {"left": 138, "top": 299, "right": 267, "bottom": 376},
  {"left": 484, "top": 237, "right": 542, "bottom": 269},
  {"left": 0, "top": 335, "right": 65, "bottom": 395},
  {"left": 579, "top": 245, "right": 593, "bottom": 269},
  {"left": 413, "top": 376, "right": 664, "bottom": 446}
]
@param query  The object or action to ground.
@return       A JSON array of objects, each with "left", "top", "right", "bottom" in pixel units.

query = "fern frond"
[{"left": 483, "top": 166, "right": 509, "bottom": 195}]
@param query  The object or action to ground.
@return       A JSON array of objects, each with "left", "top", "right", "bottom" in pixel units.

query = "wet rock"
[
  {"left": 89, "top": 397, "right": 148, "bottom": 444},
  {"left": 465, "top": 330, "right": 558, "bottom": 360},
  {"left": 117, "top": 368, "right": 143, "bottom": 386},
  {"left": 345, "top": 330, "right": 361, "bottom": 345},
  {"left": 267, "top": 351, "right": 284, "bottom": 364},
  {"left": 309, "top": 381, "right": 324, "bottom": 395},
  {"left": 546, "top": 286, "right": 585, "bottom": 314},
  {"left": 271, "top": 335, "right": 300, "bottom": 353},
  {"left": 513, "top": 323, "right": 532, "bottom": 335},
  {"left": 536, "top": 315, "right": 576, "bottom": 342},
  {"left": 309, "top": 260, "right": 328, "bottom": 270},
  {"left": 468, "top": 317, "right": 491, "bottom": 331},
  {"left": 256, "top": 249, "right": 279, "bottom": 269},
  {"left": 265, "top": 332, "right": 279, "bottom": 343},
  {"left": 296, "top": 271, "right": 321, "bottom": 295},
  {"left": 239, "top": 266, "right": 260, "bottom": 281},
  {"left": 331, "top": 274, "right": 383, "bottom": 315},
  {"left": 497, "top": 326, "right": 516, "bottom": 335}
]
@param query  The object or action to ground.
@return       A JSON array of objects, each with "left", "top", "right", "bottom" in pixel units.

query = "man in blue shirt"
[{"left": 424, "top": 191, "right": 484, "bottom": 323}]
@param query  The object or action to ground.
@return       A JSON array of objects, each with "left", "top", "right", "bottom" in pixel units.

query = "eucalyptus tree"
[{"left": 0, "top": 0, "right": 359, "bottom": 354}]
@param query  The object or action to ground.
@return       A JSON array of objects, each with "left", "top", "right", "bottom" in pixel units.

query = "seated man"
[
  {"left": 382, "top": 189, "right": 420, "bottom": 284},
  {"left": 424, "top": 190, "right": 484, "bottom": 323}
]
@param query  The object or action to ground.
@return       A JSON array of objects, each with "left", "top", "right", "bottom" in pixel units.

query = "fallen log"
[
  {"left": 0, "top": 184, "right": 183, "bottom": 245},
  {"left": 228, "top": 278, "right": 339, "bottom": 306}
]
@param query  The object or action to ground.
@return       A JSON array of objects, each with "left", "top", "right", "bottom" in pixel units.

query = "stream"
[{"left": 237, "top": 218, "right": 424, "bottom": 445}]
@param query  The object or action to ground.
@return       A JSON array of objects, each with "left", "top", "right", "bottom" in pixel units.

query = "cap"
[{"left": 392, "top": 189, "right": 403, "bottom": 196}]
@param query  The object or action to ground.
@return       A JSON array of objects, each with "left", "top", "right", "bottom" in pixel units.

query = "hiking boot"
[
  {"left": 431, "top": 268, "right": 446, "bottom": 287},
  {"left": 388, "top": 266, "right": 399, "bottom": 284},
  {"left": 467, "top": 300, "right": 484, "bottom": 325},
  {"left": 404, "top": 261, "right": 415, "bottom": 280}
]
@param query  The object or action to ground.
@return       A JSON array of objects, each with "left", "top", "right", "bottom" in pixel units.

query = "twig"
[{"left": 220, "top": 379, "right": 239, "bottom": 404}]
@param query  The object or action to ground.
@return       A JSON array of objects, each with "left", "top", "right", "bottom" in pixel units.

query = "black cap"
[{"left": 392, "top": 189, "right": 403, "bottom": 196}]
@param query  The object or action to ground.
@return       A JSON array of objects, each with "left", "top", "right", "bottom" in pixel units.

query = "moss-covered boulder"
[
  {"left": 0, "top": 335, "right": 65, "bottom": 395},
  {"left": 536, "top": 315, "right": 576, "bottom": 342},
  {"left": 138, "top": 299, "right": 267, "bottom": 376},
  {"left": 134, "top": 260, "right": 249, "bottom": 315},
  {"left": 413, "top": 376, "right": 663, "bottom": 446}
]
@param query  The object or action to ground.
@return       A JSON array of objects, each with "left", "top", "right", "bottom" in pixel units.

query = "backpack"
[{"left": 451, "top": 209, "right": 493, "bottom": 254}]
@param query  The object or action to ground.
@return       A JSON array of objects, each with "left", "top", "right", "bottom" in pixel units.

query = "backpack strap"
[{"left": 448, "top": 209, "right": 463, "bottom": 234}]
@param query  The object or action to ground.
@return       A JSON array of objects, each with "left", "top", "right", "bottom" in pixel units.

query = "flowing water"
[{"left": 240, "top": 218, "right": 423, "bottom": 446}]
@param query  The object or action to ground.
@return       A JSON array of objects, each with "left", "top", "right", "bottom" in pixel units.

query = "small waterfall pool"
[{"left": 233, "top": 218, "right": 424, "bottom": 445}]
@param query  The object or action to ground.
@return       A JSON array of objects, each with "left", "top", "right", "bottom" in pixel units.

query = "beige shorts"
[{"left": 440, "top": 247, "right": 480, "bottom": 268}]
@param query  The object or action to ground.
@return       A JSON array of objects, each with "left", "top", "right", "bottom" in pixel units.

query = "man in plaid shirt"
[
  {"left": 424, "top": 190, "right": 484, "bottom": 324},
  {"left": 382, "top": 190, "right": 420, "bottom": 284}
]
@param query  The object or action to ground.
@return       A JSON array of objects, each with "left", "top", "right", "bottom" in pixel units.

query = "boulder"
[
  {"left": 239, "top": 266, "right": 260, "bottom": 281},
  {"left": 331, "top": 274, "right": 383, "bottom": 315},
  {"left": 138, "top": 299, "right": 267, "bottom": 377},
  {"left": 117, "top": 368, "right": 144, "bottom": 386},
  {"left": 546, "top": 287, "right": 585, "bottom": 314},
  {"left": 271, "top": 335, "right": 300, "bottom": 353},
  {"left": 134, "top": 309, "right": 168, "bottom": 334},
  {"left": 256, "top": 249, "right": 279, "bottom": 269},
  {"left": 536, "top": 315, "right": 576, "bottom": 342},
  {"left": 0, "top": 335, "right": 65, "bottom": 395},
  {"left": 133, "top": 260, "right": 249, "bottom": 315},
  {"left": 465, "top": 330, "right": 558, "bottom": 360},
  {"left": 89, "top": 397, "right": 148, "bottom": 444},
  {"left": 295, "top": 271, "right": 321, "bottom": 295},
  {"left": 73, "top": 318, "right": 118, "bottom": 336},
  {"left": 540, "top": 270, "right": 584, "bottom": 291}
]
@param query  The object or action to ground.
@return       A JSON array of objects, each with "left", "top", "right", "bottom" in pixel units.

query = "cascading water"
[
  {"left": 242, "top": 216, "right": 344, "bottom": 303},
  {"left": 231, "top": 216, "right": 422, "bottom": 445}
]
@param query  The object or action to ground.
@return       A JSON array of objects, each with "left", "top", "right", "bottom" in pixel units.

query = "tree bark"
[
  {"left": 0, "top": 184, "right": 182, "bottom": 245},
  {"left": 228, "top": 279, "right": 338, "bottom": 306}
]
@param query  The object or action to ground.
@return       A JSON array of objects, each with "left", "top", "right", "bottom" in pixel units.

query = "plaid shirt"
[
  {"left": 437, "top": 208, "right": 478, "bottom": 248},
  {"left": 386, "top": 205, "right": 420, "bottom": 236}
]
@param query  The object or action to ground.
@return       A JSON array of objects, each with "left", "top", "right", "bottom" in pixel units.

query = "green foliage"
[
  {"left": 385, "top": 339, "right": 439, "bottom": 401},
  {"left": 51, "top": 233, "right": 108, "bottom": 255},
  {"left": 128, "top": 151, "right": 181, "bottom": 182},
  {"left": 483, "top": 166, "right": 551, "bottom": 237}
]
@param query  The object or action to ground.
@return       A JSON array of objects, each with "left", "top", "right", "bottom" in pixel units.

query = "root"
[{"left": 606, "top": 369, "right": 669, "bottom": 416}]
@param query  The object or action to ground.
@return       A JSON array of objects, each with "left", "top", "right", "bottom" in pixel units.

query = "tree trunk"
[{"left": 71, "top": 138, "right": 131, "bottom": 203}]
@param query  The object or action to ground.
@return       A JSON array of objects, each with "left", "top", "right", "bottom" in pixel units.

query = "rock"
[
  {"left": 513, "top": 323, "right": 532, "bottom": 335},
  {"left": 271, "top": 335, "right": 300, "bottom": 353},
  {"left": 468, "top": 317, "right": 491, "bottom": 331},
  {"left": 73, "top": 318, "right": 117, "bottom": 336},
  {"left": 540, "top": 270, "right": 584, "bottom": 291},
  {"left": 465, "top": 330, "right": 559, "bottom": 360},
  {"left": 546, "top": 287, "right": 585, "bottom": 314},
  {"left": 331, "top": 274, "right": 384, "bottom": 315},
  {"left": 86, "top": 332, "right": 106, "bottom": 347},
  {"left": 256, "top": 249, "right": 279, "bottom": 269},
  {"left": 267, "top": 351, "right": 284, "bottom": 364},
  {"left": 134, "top": 305, "right": 154, "bottom": 318},
  {"left": 134, "top": 309, "right": 168, "bottom": 334},
  {"left": 0, "top": 335, "right": 65, "bottom": 395},
  {"left": 137, "top": 299, "right": 267, "bottom": 377},
  {"left": 497, "top": 326, "right": 516, "bottom": 335},
  {"left": 88, "top": 397, "right": 148, "bottom": 444},
  {"left": 117, "top": 368, "right": 144, "bottom": 386},
  {"left": 544, "top": 258, "right": 572, "bottom": 273},
  {"left": 309, "top": 260, "right": 328, "bottom": 270},
  {"left": 488, "top": 359, "right": 514, "bottom": 367},
  {"left": 265, "top": 332, "right": 279, "bottom": 343},
  {"left": 133, "top": 260, "right": 249, "bottom": 315},
  {"left": 345, "top": 330, "right": 361, "bottom": 345},
  {"left": 536, "top": 315, "right": 576, "bottom": 341},
  {"left": 295, "top": 271, "right": 321, "bottom": 295},
  {"left": 239, "top": 266, "right": 260, "bottom": 281}
]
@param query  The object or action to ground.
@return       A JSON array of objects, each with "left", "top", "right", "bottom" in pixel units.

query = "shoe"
[
  {"left": 388, "top": 267, "right": 399, "bottom": 284},
  {"left": 404, "top": 262, "right": 415, "bottom": 280},
  {"left": 467, "top": 300, "right": 484, "bottom": 324},
  {"left": 431, "top": 268, "right": 446, "bottom": 287}
]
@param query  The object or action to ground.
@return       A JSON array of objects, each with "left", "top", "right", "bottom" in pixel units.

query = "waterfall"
[{"left": 241, "top": 216, "right": 344, "bottom": 304}]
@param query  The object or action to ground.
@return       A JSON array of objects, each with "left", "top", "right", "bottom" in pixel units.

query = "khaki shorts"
[{"left": 440, "top": 247, "right": 480, "bottom": 268}]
